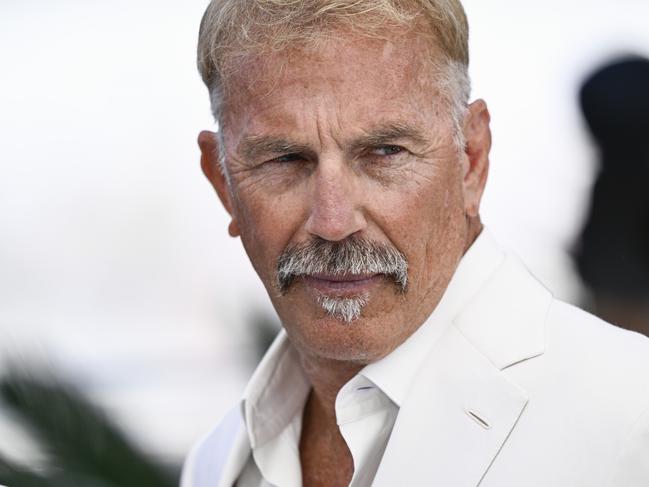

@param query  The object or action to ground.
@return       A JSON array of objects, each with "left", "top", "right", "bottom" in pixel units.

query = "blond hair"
[{"left": 197, "top": 0, "right": 471, "bottom": 147}]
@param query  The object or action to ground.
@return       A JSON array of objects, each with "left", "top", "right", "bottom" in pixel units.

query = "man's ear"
[
  {"left": 461, "top": 99, "right": 491, "bottom": 218},
  {"left": 198, "top": 130, "right": 240, "bottom": 237}
]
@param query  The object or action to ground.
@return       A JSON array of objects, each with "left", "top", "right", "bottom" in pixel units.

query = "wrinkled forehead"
[{"left": 218, "top": 29, "right": 450, "bottom": 137}]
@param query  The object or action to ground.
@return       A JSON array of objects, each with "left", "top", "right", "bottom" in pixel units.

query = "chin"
[
  {"left": 283, "top": 309, "right": 402, "bottom": 364},
  {"left": 271, "top": 280, "right": 412, "bottom": 363}
]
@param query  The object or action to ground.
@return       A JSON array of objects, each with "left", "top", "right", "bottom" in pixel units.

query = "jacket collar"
[{"left": 455, "top": 254, "right": 551, "bottom": 370}]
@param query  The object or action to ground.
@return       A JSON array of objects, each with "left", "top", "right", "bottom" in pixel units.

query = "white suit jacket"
[{"left": 182, "top": 253, "right": 649, "bottom": 486}]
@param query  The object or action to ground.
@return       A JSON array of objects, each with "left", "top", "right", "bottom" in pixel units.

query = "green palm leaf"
[{"left": 0, "top": 371, "right": 178, "bottom": 487}]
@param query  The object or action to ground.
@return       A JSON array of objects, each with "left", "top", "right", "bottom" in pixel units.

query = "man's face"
[{"left": 201, "top": 29, "right": 490, "bottom": 364}]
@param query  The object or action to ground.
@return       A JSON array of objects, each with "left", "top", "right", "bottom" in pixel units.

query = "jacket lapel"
[
  {"left": 374, "top": 255, "right": 552, "bottom": 486},
  {"left": 217, "top": 422, "right": 250, "bottom": 487},
  {"left": 373, "top": 325, "right": 529, "bottom": 486},
  {"left": 181, "top": 405, "right": 251, "bottom": 487}
]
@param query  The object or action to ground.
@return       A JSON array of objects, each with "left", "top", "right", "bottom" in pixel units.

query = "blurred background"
[{"left": 1, "top": 0, "right": 648, "bottom": 482}]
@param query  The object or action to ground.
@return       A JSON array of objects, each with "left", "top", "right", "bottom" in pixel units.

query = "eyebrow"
[
  {"left": 350, "top": 122, "right": 429, "bottom": 151},
  {"left": 238, "top": 121, "right": 428, "bottom": 161},
  {"left": 238, "top": 136, "right": 312, "bottom": 162}
]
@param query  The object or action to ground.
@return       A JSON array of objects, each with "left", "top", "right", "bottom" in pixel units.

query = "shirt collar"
[
  {"left": 361, "top": 228, "right": 505, "bottom": 407},
  {"left": 241, "top": 227, "right": 505, "bottom": 446},
  {"left": 241, "top": 330, "right": 310, "bottom": 449}
]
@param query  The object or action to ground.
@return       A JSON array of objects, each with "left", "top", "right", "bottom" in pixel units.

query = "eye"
[
  {"left": 267, "top": 153, "right": 304, "bottom": 164},
  {"left": 369, "top": 145, "right": 405, "bottom": 157}
]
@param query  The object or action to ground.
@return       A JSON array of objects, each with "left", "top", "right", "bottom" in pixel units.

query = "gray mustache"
[{"left": 277, "top": 237, "right": 408, "bottom": 294}]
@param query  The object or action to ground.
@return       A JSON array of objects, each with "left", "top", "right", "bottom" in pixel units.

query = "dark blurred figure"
[{"left": 575, "top": 55, "right": 649, "bottom": 335}]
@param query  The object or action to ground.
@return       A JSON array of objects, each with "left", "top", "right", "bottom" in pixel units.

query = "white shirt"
[{"left": 235, "top": 229, "right": 505, "bottom": 487}]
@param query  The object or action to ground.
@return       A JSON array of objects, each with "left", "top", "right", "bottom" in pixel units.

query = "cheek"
[
  {"left": 370, "top": 172, "right": 465, "bottom": 288},
  {"left": 372, "top": 171, "right": 460, "bottom": 238},
  {"left": 233, "top": 187, "right": 308, "bottom": 281}
]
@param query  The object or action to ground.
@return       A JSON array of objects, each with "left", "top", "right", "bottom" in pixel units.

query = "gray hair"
[
  {"left": 197, "top": 0, "right": 472, "bottom": 164},
  {"left": 317, "top": 294, "right": 369, "bottom": 323}
]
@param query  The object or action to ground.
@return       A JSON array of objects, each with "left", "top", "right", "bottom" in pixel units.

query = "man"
[{"left": 183, "top": 1, "right": 649, "bottom": 485}]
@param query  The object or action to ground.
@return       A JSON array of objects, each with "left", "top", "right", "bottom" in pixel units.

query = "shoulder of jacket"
[
  {"left": 547, "top": 299, "right": 649, "bottom": 365},
  {"left": 606, "top": 404, "right": 649, "bottom": 486},
  {"left": 545, "top": 299, "right": 649, "bottom": 400}
]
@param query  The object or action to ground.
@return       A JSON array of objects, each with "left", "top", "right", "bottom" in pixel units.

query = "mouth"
[{"left": 301, "top": 273, "right": 383, "bottom": 296}]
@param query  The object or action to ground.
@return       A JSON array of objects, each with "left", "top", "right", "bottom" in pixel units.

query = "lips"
[{"left": 301, "top": 273, "right": 382, "bottom": 296}]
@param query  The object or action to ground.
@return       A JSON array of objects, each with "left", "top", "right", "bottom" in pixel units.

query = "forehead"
[{"left": 220, "top": 30, "right": 448, "bottom": 143}]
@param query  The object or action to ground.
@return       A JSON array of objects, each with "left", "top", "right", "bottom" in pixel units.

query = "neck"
[
  {"left": 298, "top": 352, "right": 363, "bottom": 422},
  {"left": 298, "top": 352, "right": 357, "bottom": 486}
]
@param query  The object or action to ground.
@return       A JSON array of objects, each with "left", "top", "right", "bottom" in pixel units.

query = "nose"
[{"left": 304, "top": 159, "right": 367, "bottom": 242}]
